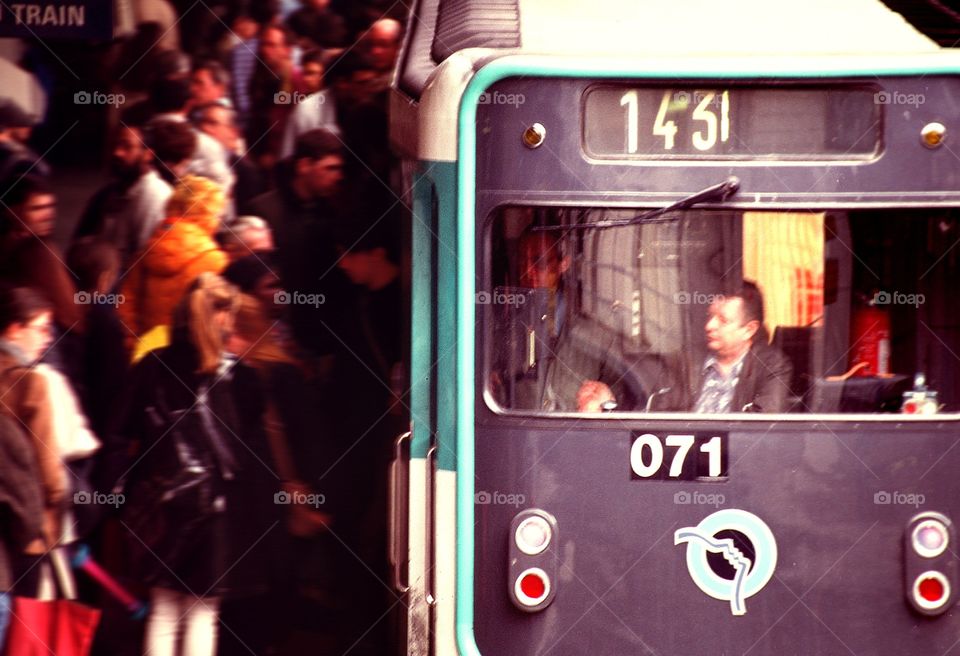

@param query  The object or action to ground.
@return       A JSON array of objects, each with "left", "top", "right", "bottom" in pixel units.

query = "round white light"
[
  {"left": 912, "top": 520, "right": 949, "bottom": 558},
  {"left": 515, "top": 515, "right": 552, "bottom": 555}
]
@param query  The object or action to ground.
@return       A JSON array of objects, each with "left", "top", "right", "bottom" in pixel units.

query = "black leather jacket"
[{"left": 117, "top": 341, "right": 272, "bottom": 597}]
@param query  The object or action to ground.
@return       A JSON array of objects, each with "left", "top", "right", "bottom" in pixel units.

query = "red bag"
[
  {"left": 2, "top": 597, "right": 101, "bottom": 656},
  {"left": 3, "top": 552, "right": 101, "bottom": 656}
]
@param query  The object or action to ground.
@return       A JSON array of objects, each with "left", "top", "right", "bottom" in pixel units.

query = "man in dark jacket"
[
  {"left": 242, "top": 128, "right": 346, "bottom": 357},
  {"left": 72, "top": 122, "right": 173, "bottom": 265},
  {"left": 577, "top": 281, "right": 793, "bottom": 414},
  {"left": 326, "top": 219, "right": 404, "bottom": 654},
  {"left": 688, "top": 282, "right": 793, "bottom": 413}
]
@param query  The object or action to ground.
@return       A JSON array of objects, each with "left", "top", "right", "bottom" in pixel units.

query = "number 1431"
[{"left": 620, "top": 89, "right": 731, "bottom": 153}]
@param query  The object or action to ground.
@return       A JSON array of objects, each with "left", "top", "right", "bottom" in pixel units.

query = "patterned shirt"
[
  {"left": 693, "top": 354, "right": 746, "bottom": 414},
  {"left": 230, "top": 38, "right": 259, "bottom": 121}
]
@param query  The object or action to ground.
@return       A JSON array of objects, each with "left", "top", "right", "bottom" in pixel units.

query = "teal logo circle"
[{"left": 675, "top": 509, "right": 778, "bottom": 615}]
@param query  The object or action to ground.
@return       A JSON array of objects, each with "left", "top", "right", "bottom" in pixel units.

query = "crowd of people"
[{"left": 0, "top": 1, "right": 407, "bottom": 654}]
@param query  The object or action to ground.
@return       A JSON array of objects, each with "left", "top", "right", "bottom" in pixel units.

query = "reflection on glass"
[{"left": 487, "top": 207, "right": 959, "bottom": 415}]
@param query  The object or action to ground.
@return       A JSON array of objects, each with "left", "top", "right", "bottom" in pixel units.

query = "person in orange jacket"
[{"left": 118, "top": 175, "right": 229, "bottom": 354}]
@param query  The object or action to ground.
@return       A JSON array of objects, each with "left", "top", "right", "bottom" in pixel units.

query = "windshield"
[{"left": 484, "top": 207, "right": 960, "bottom": 416}]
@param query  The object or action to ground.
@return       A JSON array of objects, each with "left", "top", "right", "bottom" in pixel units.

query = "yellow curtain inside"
[{"left": 742, "top": 212, "right": 824, "bottom": 338}]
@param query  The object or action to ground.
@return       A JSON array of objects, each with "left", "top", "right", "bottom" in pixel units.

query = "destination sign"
[
  {"left": 583, "top": 85, "right": 882, "bottom": 160},
  {"left": 0, "top": 1, "right": 112, "bottom": 40}
]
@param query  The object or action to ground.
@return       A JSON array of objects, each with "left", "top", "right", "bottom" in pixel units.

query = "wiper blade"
[{"left": 532, "top": 176, "right": 740, "bottom": 232}]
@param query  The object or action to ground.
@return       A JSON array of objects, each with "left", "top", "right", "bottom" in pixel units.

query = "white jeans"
[{"left": 144, "top": 587, "right": 221, "bottom": 656}]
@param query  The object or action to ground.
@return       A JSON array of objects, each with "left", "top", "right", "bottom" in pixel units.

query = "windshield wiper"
[{"left": 532, "top": 176, "right": 740, "bottom": 231}]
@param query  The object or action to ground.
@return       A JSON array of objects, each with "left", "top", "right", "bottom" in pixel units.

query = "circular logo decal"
[{"left": 674, "top": 508, "right": 777, "bottom": 615}]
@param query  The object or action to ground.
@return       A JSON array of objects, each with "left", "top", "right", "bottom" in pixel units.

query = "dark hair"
[
  {"left": 334, "top": 218, "right": 398, "bottom": 261},
  {"left": 153, "top": 50, "right": 191, "bottom": 79},
  {"left": 0, "top": 100, "right": 35, "bottom": 130},
  {"left": 301, "top": 49, "right": 324, "bottom": 68},
  {"left": 66, "top": 238, "right": 120, "bottom": 293},
  {"left": 146, "top": 119, "right": 197, "bottom": 167},
  {"left": 258, "top": 22, "right": 293, "bottom": 49},
  {"left": 0, "top": 175, "right": 51, "bottom": 209},
  {"left": 249, "top": 3, "right": 279, "bottom": 26},
  {"left": 325, "top": 51, "right": 366, "bottom": 84},
  {"left": 519, "top": 229, "right": 564, "bottom": 262},
  {"left": 0, "top": 285, "right": 51, "bottom": 334},
  {"left": 292, "top": 128, "right": 342, "bottom": 162},
  {"left": 151, "top": 76, "right": 193, "bottom": 113},
  {"left": 192, "top": 59, "right": 231, "bottom": 87},
  {"left": 731, "top": 280, "right": 767, "bottom": 342},
  {"left": 222, "top": 252, "right": 277, "bottom": 292}
]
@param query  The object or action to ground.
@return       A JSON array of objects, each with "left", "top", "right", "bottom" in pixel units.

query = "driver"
[{"left": 688, "top": 282, "right": 793, "bottom": 413}]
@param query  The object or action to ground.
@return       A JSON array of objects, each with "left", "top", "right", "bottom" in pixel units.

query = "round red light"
[
  {"left": 904, "top": 400, "right": 919, "bottom": 414},
  {"left": 919, "top": 576, "right": 945, "bottom": 602},
  {"left": 520, "top": 572, "right": 546, "bottom": 600}
]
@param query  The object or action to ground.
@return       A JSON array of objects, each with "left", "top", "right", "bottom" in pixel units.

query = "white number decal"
[
  {"left": 632, "top": 433, "right": 724, "bottom": 478},
  {"left": 700, "top": 436, "right": 722, "bottom": 477},
  {"left": 691, "top": 91, "right": 731, "bottom": 151},
  {"left": 620, "top": 89, "right": 731, "bottom": 154},
  {"left": 620, "top": 90, "right": 638, "bottom": 154},
  {"left": 653, "top": 90, "right": 677, "bottom": 150},
  {"left": 720, "top": 90, "right": 730, "bottom": 143},
  {"left": 691, "top": 92, "right": 717, "bottom": 151},
  {"left": 630, "top": 433, "right": 664, "bottom": 478},
  {"left": 666, "top": 434, "right": 695, "bottom": 477}
]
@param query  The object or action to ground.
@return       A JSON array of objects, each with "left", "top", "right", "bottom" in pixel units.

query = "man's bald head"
[{"left": 364, "top": 19, "right": 402, "bottom": 72}]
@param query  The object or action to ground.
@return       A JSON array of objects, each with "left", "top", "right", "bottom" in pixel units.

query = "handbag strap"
[
  {"left": 37, "top": 548, "right": 77, "bottom": 601},
  {"left": 151, "top": 382, "right": 239, "bottom": 481}
]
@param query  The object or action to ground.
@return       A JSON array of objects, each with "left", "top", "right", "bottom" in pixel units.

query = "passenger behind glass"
[
  {"left": 493, "top": 231, "right": 560, "bottom": 409},
  {"left": 497, "top": 231, "right": 624, "bottom": 413},
  {"left": 684, "top": 282, "right": 793, "bottom": 413}
]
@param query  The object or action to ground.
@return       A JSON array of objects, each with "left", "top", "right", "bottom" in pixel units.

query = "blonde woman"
[{"left": 117, "top": 273, "right": 256, "bottom": 656}]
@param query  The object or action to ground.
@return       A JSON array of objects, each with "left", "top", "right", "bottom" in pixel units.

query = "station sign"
[{"left": 0, "top": 0, "right": 113, "bottom": 40}]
